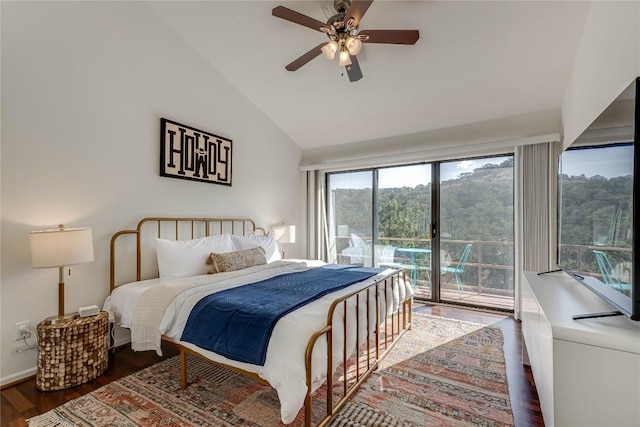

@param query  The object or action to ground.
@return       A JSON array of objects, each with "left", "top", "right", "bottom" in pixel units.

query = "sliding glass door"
[
  {"left": 377, "top": 165, "right": 432, "bottom": 297},
  {"left": 328, "top": 171, "right": 373, "bottom": 266},
  {"left": 328, "top": 164, "right": 433, "bottom": 297},
  {"left": 439, "top": 157, "right": 514, "bottom": 309},
  {"left": 327, "top": 155, "right": 514, "bottom": 311}
]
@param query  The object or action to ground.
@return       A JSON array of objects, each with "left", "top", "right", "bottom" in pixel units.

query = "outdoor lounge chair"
[
  {"left": 593, "top": 250, "right": 632, "bottom": 292},
  {"left": 441, "top": 244, "right": 472, "bottom": 297}
]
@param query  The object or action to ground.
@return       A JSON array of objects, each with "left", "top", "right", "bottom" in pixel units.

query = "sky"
[
  {"left": 560, "top": 144, "right": 633, "bottom": 178},
  {"left": 329, "top": 144, "right": 633, "bottom": 191},
  {"left": 329, "top": 157, "right": 511, "bottom": 190}
]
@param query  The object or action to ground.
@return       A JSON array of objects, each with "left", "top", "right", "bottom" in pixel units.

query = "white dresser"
[{"left": 521, "top": 271, "right": 640, "bottom": 427}]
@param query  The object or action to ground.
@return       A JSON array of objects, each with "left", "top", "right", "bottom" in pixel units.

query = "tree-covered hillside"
[
  {"left": 559, "top": 174, "right": 632, "bottom": 246},
  {"left": 558, "top": 173, "right": 632, "bottom": 271},
  {"left": 331, "top": 159, "right": 514, "bottom": 245}
]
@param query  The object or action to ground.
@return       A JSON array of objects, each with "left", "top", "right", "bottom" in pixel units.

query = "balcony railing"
[
  {"left": 334, "top": 236, "right": 514, "bottom": 309},
  {"left": 334, "top": 235, "right": 632, "bottom": 311},
  {"left": 559, "top": 244, "right": 632, "bottom": 280}
]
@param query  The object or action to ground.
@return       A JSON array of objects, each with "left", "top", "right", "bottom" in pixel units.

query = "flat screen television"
[{"left": 556, "top": 77, "right": 639, "bottom": 321}]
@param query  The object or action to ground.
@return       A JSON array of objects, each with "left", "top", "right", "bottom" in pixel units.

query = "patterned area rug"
[{"left": 28, "top": 314, "right": 514, "bottom": 426}]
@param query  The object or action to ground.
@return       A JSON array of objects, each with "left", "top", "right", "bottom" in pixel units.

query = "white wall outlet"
[{"left": 14, "top": 321, "right": 31, "bottom": 341}]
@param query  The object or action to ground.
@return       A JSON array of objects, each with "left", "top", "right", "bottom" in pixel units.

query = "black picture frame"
[{"left": 160, "top": 118, "right": 232, "bottom": 186}]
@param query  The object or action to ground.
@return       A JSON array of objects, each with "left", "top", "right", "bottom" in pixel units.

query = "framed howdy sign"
[{"left": 160, "top": 118, "right": 232, "bottom": 186}]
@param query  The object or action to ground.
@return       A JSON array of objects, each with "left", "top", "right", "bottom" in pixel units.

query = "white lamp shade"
[
  {"left": 321, "top": 40, "right": 338, "bottom": 60},
  {"left": 30, "top": 226, "right": 94, "bottom": 268},
  {"left": 338, "top": 49, "right": 352, "bottom": 67},
  {"left": 273, "top": 225, "right": 296, "bottom": 244},
  {"left": 345, "top": 37, "right": 362, "bottom": 55}
]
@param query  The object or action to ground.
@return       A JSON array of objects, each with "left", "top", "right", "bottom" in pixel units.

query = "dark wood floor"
[{"left": 1, "top": 304, "right": 543, "bottom": 427}]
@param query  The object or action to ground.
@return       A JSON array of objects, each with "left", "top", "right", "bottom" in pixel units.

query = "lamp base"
[{"left": 43, "top": 313, "right": 78, "bottom": 325}]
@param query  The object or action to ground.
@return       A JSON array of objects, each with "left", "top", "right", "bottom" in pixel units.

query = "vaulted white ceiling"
[{"left": 149, "top": 1, "right": 592, "bottom": 151}]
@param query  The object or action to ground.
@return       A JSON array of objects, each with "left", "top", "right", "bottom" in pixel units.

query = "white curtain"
[
  {"left": 306, "top": 170, "right": 328, "bottom": 261},
  {"left": 520, "top": 142, "right": 552, "bottom": 272},
  {"left": 514, "top": 142, "right": 555, "bottom": 319}
]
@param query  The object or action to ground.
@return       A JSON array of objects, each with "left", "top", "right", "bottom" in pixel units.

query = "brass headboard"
[{"left": 109, "top": 217, "right": 265, "bottom": 292}]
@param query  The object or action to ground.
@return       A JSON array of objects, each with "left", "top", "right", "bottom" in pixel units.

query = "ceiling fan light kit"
[
  {"left": 272, "top": 0, "right": 419, "bottom": 82},
  {"left": 345, "top": 36, "right": 362, "bottom": 55},
  {"left": 338, "top": 47, "right": 352, "bottom": 67},
  {"left": 321, "top": 40, "right": 339, "bottom": 59}
]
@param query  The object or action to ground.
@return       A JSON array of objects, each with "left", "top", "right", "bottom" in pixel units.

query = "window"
[
  {"left": 558, "top": 144, "right": 633, "bottom": 291},
  {"left": 326, "top": 155, "right": 514, "bottom": 311}
]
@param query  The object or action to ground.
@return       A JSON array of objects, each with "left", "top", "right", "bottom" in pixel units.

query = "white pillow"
[
  {"left": 350, "top": 233, "right": 367, "bottom": 249},
  {"left": 231, "top": 231, "right": 281, "bottom": 263},
  {"left": 155, "top": 234, "right": 234, "bottom": 278}
]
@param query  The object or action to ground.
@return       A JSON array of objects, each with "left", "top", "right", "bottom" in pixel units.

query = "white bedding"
[
  {"left": 104, "top": 277, "right": 163, "bottom": 328},
  {"left": 104, "top": 260, "right": 412, "bottom": 424}
]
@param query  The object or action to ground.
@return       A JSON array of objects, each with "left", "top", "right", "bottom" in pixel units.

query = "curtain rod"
[{"left": 300, "top": 133, "right": 560, "bottom": 172}]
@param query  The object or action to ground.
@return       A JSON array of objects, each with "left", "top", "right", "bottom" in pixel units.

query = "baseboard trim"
[{"left": 1, "top": 367, "right": 37, "bottom": 389}]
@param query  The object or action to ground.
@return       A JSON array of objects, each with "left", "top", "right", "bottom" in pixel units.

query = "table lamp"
[
  {"left": 273, "top": 225, "right": 295, "bottom": 259},
  {"left": 30, "top": 224, "right": 94, "bottom": 324}
]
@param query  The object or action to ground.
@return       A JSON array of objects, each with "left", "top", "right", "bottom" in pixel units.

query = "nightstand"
[{"left": 36, "top": 311, "right": 109, "bottom": 391}]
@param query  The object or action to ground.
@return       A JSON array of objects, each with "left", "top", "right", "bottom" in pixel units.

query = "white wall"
[
  {"left": 0, "top": 1, "right": 303, "bottom": 384},
  {"left": 561, "top": 0, "right": 640, "bottom": 149},
  {"left": 301, "top": 108, "right": 561, "bottom": 168}
]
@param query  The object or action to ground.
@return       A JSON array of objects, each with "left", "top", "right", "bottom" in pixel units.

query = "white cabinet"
[{"left": 521, "top": 271, "right": 640, "bottom": 427}]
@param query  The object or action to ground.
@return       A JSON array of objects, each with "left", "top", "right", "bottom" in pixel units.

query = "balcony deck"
[{"left": 413, "top": 282, "right": 515, "bottom": 310}]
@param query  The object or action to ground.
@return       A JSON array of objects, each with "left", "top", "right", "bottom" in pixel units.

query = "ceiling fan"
[{"left": 272, "top": 0, "right": 419, "bottom": 82}]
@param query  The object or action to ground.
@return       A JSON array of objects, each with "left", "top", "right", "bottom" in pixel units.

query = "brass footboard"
[{"left": 304, "top": 269, "right": 411, "bottom": 427}]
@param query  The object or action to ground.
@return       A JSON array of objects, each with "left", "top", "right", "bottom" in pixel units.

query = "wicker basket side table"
[{"left": 36, "top": 311, "right": 109, "bottom": 391}]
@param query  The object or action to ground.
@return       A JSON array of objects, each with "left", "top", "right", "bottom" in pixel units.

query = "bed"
[{"left": 105, "top": 217, "right": 413, "bottom": 427}]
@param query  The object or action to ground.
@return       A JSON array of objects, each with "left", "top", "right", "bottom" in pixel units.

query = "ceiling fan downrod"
[{"left": 334, "top": 0, "right": 351, "bottom": 14}]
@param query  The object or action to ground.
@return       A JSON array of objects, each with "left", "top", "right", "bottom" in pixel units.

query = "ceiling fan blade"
[
  {"left": 360, "top": 29, "right": 419, "bottom": 45},
  {"left": 344, "top": 0, "right": 374, "bottom": 29},
  {"left": 272, "top": 6, "right": 329, "bottom": 32},
  {"left": 346, "top": 55, "right": 363, "bottom": 82},
  {"left": 285, "top": 43, "right": 326, "bottom": 71}
]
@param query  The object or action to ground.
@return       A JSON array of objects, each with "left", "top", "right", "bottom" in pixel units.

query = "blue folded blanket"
[{"left": 180, "top": 265, "right": 382, "bottom": 365}]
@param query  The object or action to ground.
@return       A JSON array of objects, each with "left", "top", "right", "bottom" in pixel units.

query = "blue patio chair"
[
  {"left": 593, "top": 250, "right": 632, "bottom": 292},
  {"left": 441, "top": 244, "right": 472, "bottom": 297},
  {"left": 382, "top": 248, "right": 432, "bottom": 289}
]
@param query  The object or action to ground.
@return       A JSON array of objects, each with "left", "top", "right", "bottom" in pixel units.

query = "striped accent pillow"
[{"left": 207, "top": 246, "right": 267, "bottom": 273}]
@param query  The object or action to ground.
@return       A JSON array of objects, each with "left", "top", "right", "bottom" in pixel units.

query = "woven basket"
[{"left": 36, "top": 311, "right": 109, "bottom": 391}]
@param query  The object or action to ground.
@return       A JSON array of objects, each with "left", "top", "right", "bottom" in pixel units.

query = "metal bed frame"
[{"left": 110, "top": 217, "right": 412, "bottom": 427}]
